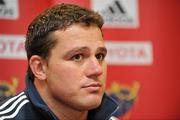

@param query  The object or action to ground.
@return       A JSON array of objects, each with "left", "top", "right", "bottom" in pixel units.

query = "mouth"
[{"left": 82, "top": 82, "right": 102, "bottom": 92}]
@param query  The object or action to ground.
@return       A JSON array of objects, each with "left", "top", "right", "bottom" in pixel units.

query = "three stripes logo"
[
  {"left": 101, "top": 0, "right": 126, "bottom": 16},
  {"left": 0, "top": 92, "right": 29, "bottom": 120},
  {"left": 91, "top": 0, "right": 139, "bottom": 28}
]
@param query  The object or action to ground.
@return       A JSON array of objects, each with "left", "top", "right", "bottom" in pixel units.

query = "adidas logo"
[
  {"left": 101, "top": 0, "right": 126, "bottom": 15},
  {"left": 100, "top": 0, "right": 134, "bottom": 26},
  {"left": 0, "top": 92, "right": 29, "bottom": 119},
  {"left": 91, "top": 0, "right": 139, "bottom": 28},
  {"left": 0, "top": 0, "right": 19, "bottom": 19}
]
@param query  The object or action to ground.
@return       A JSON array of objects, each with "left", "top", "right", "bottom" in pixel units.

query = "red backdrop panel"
[{"left": 0, "top": 0, "right": 179, "bottom": 119}]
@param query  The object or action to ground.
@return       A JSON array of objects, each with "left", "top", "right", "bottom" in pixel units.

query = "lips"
[
  {"left": 82, "top": 82, "right": 102, "bottom": 88},
  {"left": 82, "top": 82, "right": 102, "bottom": 92}
]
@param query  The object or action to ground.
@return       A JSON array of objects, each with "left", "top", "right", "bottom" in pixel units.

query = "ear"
[{"left": 29, "top": 55, "right": 47, "bottom": 80}]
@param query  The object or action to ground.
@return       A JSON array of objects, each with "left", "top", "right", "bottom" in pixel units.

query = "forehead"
[{"left": 51, "top": 24, "right": 104, "bottom": 50}]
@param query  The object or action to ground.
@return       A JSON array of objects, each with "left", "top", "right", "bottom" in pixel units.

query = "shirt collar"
[
  {"left": 25, "top": 75, "right": 58, "bottom": 119},
  {"left": 88, "top": 94, "right": 119, "bottom": 120}
]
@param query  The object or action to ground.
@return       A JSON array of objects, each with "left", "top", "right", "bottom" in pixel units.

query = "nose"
[{"left": 85, "top": 57, "right": 103, "bottom": 78}]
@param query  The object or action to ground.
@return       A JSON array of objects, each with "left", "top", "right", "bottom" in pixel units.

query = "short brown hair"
[{"left": 25, "top": 3, "right": 104, "bottom": 79}]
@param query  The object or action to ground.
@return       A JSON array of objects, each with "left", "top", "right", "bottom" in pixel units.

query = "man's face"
[{"left": 45, "top": 24, "right": 107, "bottom": 111}]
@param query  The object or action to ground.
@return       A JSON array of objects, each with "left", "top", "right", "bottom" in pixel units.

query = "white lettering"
[
  {"left": 0, "top": 34, "right": 26, "bottom": 59},
  {"left": 105, "top": 41, "right": 153, "bottom": 65}
]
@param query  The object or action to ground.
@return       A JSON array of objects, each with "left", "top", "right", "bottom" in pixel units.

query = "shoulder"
[{"left": 0, "top": 91, "right": 30, "bottom": 119}]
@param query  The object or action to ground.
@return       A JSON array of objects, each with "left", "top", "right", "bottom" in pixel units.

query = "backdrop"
[{"left": 0, "top": 0, "right": 179, "bottom": 119}]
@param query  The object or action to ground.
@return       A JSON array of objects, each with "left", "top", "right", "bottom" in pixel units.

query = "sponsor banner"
[
  {"left": 105, "top": 41, "right": 153, "bottom": 65},
  {"left": 91, "top": 0, "right": 139, "bottom": 28},
  {"left": 0, "top": 0, "right": 19, "bottom": 19},
  {"left": 0, "top": 35, "right": 153, "bottom": 65},
  {"left": 0, "top": 34, "right": 26, "bottom": 59}
]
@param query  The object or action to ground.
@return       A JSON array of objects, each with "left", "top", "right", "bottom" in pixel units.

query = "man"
[{"left": 0, "top": 3, "right": 119, "bottom": 120}]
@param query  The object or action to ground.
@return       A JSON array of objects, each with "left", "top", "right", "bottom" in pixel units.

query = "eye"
[
  {"left": 72, "top": 54, "right": 83, "bottom": 62},
  {"left": 96, "top": 53, "right": 106, "bottom": 61}
]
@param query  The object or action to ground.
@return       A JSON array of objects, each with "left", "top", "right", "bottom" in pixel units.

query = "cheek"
[
  {"left": 46, "top": 63, "right": 85, "bottom": 101},
  {"left": 47, "top": 63, "right": 82, "bottom": 89},
  {"left": 56, "top": 64, "right": 80, "bottom": 80},
  {"left": 101, "top": 63, "right": 107, "bottom": 84}
]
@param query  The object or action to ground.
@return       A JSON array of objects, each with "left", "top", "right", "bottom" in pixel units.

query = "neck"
[{"left": 34, "top": 79, "right": 88, "bottom": 120}]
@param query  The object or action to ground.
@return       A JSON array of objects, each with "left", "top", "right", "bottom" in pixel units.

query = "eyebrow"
[
  {"left": 64, "top": 47, "right": 90, "bottom": 59},
  {"left": 96, "top": 47, "right": 107, "bottom": 54}
]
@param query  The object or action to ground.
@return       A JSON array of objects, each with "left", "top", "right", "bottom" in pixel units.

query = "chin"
[{"left": 79, "top": 94, "right": 103, "bottom": 110}]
